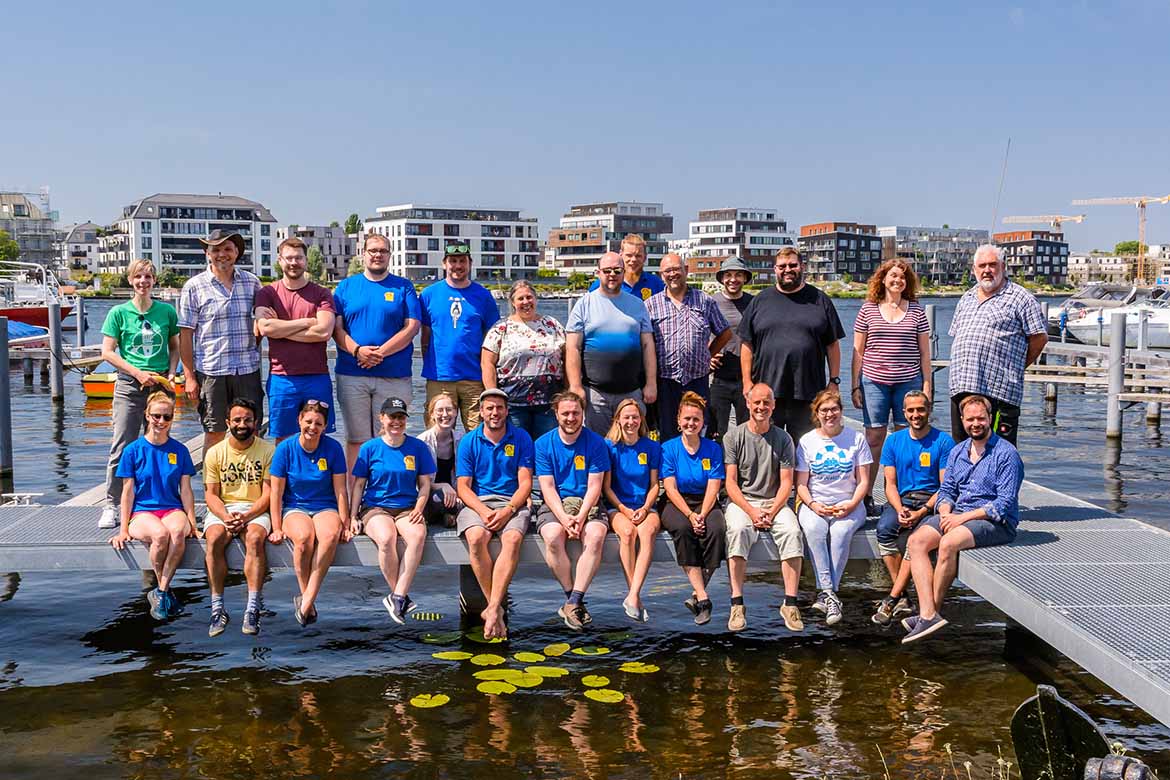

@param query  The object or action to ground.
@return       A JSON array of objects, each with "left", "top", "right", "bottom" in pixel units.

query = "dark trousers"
[
  {"left": 661, "top": 494, "right": 726, "bottom": 569},
  {"left": 655, "top": 376, "right": 710, "bottom": 440},
  {"left": 950, "top": 393, "right": 1020, "bottom": 446},
  {"left": 771, "top": 397, "right": 814, "bottom": 444},
  {"left": 709, "top": 376, "right": 747, "bottom": 441}
]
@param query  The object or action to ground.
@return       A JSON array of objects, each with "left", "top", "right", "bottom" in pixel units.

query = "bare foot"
[{"left": 481, "top": 605, "right": 506, "bottom": 639}]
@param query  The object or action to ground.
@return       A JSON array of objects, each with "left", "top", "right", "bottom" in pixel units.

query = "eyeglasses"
[
  {"left": 148, "top": 412, "right": 174, "bottom": 422},
  {"left": 306, "top": 399, "right": 330, "bottom": 409},
  {"left": 599, "top": 267, "right": 624, "bottom": 275},
  {"left": 775, "top": 263, "right": 801, "bottom": 270},
  {"left": 366, "top": 248, "right": 390, "bottom": 256},
  {"left": 444, "top": 244, "right": 471, "bottom": 257}
]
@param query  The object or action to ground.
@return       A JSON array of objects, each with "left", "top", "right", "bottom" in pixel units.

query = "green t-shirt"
[{"left": 100, "top": 300, "right": 179, "bottom": 374}]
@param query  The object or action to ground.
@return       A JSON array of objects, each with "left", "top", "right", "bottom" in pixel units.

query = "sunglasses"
[
  {"left": 148, "top": 412, "right": 174, "bottom": 422},
  {"left": 599, "top": 267, "right": 624, "bottom": 275},
  {"left": 306, "top": 399, "right": 330, "bottom": 409},
  {"left": 444, "top": 244, "right": 471, "bottom": 257}
]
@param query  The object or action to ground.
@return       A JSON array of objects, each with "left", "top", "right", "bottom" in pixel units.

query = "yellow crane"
[
  {"left": 1071, "top": 195, "right": 1170, "bottom": 283},
  {"left": 1002, "top": 214, "right": 1086, "bottom": 231}
]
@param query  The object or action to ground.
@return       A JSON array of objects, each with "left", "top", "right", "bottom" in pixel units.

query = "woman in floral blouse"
[{"left": 481, "top": 280, "right": 566, "bottom": 438}]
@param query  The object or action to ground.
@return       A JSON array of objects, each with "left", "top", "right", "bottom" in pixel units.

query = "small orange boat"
[{"left": 81, "top": 373, "right": 179, "bottom": 400}]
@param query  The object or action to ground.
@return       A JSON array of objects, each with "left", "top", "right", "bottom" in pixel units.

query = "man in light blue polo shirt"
[
  {"left": 534, "top": 391, "right": 611, "bottom": 630},
  {"left": 455, "top": 388, "right": 534, "bottom": 639}
]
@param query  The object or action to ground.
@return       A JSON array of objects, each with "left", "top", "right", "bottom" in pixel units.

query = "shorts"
[
  {"left": 921, "top": 514, "right": 1017, "bottom": 548},
  {"left": 131, "top": 507, "right": 184, "bottom": 522},
  {"left": 456, "top": 495, "right": 530, "bottom": 537},
  {"left": 282, "top": 506, "right": 338, "bottom": 521},
  {"left": 196, "top": 370, "right": 264, "bottom": 434},
  {"left": 860, "top": 375, "right": 923, "bottom": 428},
  {"left": 425, "top": 380, "right": 485, "bottom": 432},
  {"left": 336, "top": 374, "right": 413, "bottom": 442},
  {"left": 267, "top": 373, "right": 335, "bottom": 438},
  {"left": 534, "top": 497, "right": 608, "bottom": 532},
  {"left": 724, "top": 500, "right": 803, "bottom": 560},
  {"left": 359, "top": 505, "right": 413, "bottom": 523},
  {"left": 202, "top": 502, "right": 272, "bottom": 533}
]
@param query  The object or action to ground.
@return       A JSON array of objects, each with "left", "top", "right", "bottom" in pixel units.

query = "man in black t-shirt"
[{"left": 738, "top": 247, "right": 845, "bottom": 442}]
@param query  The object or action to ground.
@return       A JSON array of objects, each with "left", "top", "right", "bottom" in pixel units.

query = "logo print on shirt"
[
  {"left": 701, "top": 458, "right": 710, "bottom": 471},
  {"left": 574, "top": 455, "right": 586, "bottom": 470},
  {"left": 384, "top": 291, "right": 395, "bottom": 302},
  {"left": 449, "top": 297, "right": 463, "bottom": 330},
  {"left": 167, "top": 453, "right": 177, "bottom": 465},
  {"left": 317, "top": 458, "right": 327, "bottom": 471},
  {"left": 637, "top": 452, "right": 647, "bottom": 465},
  {"left": 504, "top": 444, "right": 515, "bottom": 457},
  {"left": 641, "top": 288, "right": 651, "bottom": 300},
  {"left": 125, "top": 318, "right": 162, "bottom": 362},
  {"left": 919, "top": 451, "right": 931, "bottom": 468},
  {"left": 404, "top": 455, "right": 416, "bottom": 471},
  {"left": 809, "top": 444, "right": 853, "bottom": 476}
]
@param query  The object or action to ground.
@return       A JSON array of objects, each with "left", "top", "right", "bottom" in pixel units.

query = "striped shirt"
[
  {"left": 853, "top": 301, "right": 929, "bottom": 384},
  {"left": 937, "top": 433, "right": 1023, "bottom": 531},
  {"left": 178, "top": 267, "right": 261, "bottom": 376},
  {"left": 646, "top": 287, "right": 730, "bottom": 385}
]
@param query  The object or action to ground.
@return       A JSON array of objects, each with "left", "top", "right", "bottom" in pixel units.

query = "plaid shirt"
[
  {"left": 646, "top": 287, "right": 730, "bottom": 384},
  {"left": 178, "top": 267, "right": 261, "bottom": 376},
  {"left": 937, "top": 434, "right": 1024, "bottom": 530},
  {"left": 948, "top": 281, "right": 1045, "bottom": 406}
]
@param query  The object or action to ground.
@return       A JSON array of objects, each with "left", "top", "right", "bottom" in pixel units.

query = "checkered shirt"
[
  {"left": 937, "top": 434, "right": 1024, "bottom": 530},
  {"left": 646, "top": 287, "right": 730, "bottom": 384},
  {"left": 947, "top": 282, "right": 1045, "bottom": 406},
  {"left": 178, "top": 267, "right": 261, "bottom": 376}
]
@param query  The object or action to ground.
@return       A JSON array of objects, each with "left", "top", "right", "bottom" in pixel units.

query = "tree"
[
  {"left": 567, "top": 271, "right": 593, "bottom": 290},
  {"left": 347, "top": 254, "right": 364, "bottom": 277},
  {"left": 1114, "top": 240, "right": 1140, "bottom": 256},
  {"left": 536, "top": 268, "right": 560, "bottom": 279},
  {"left": 307, "top": 245, "right": 326, "bottom": 282},
  {"left": 329, "top": 220, "right": 340, "bottom": 228},
  {"left": 0, "top": 229, "right": 18, "bottom": 263},
  {"left": 156, "top": 269, "right": 185, "bottom": 289},
  {"left": 344, "top": 213, "right": 362, "bottom": 235}
]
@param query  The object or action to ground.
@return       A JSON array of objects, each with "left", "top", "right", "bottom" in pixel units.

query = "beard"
[
  {"left": 779, "top": 273, "right": 803, "bottom": 292},
  {"left": 977, "top": 274, "right": 1003, "bottom": 292},
  {"left": 966, "top": 425, "right": 990, "bottom": 441},
  {"left": 229, "top": 426, "right": 254, "bottom": 442}
]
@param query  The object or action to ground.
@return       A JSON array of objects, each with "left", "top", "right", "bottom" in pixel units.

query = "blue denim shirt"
[{"left": 936, "top": 434, "right": 1024, "bottom": 530}]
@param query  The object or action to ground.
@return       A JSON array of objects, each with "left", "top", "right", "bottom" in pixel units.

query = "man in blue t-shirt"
[
  {"left": 455, "top": 388, "right": 534, "bottom": 639},
  {"left": 872, "top": 390, "right": 955, "bottom": 625},
  {"left": 333, "top": 233, "right": 422, "bottom": 476},
  {"left": 420, "top": 242, "right": 500, "bottom": 432},
  {"left": 533, "top": 391, "right": 610, "bottom": 630}
]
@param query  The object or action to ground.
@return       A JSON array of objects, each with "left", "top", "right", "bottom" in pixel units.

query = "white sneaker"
[{"left": 98, "top": 507, "right": 118, "bottom": 529}]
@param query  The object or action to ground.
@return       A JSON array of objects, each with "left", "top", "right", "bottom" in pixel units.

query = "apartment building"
[
  {"left": 276, "top": 224, "right": 355, "bottom": 282},
  {"left": 685, "top": 207, "right": 794, "bottom": 283},
  {"left": 545, "top": 201, "right": 673, "bottom": 275},
  {"left": 59, "top": 222, "right": 102, "bottom": 275},
  {"left": 992, "top": 230, "right": 1069, "bottom": 285},
  {"left": 0, "top": 192, "right": 56, "bottom": 266},
  {"left": 878, "top": 225, "right": 990, "bottom": 285},
  {"left": 797, "top": 222, "right": 882, "bottom": 282},
  {"left": 98, "top": 193, "right": 278, "bottom": 278},
  {"left": 360, "top": 204, "right": 540, "bottom": 282},
  {"left": 1067, "top": 253, "right": 1134, "bottom": 285}
]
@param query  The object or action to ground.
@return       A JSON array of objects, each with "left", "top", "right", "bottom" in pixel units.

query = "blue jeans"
[
  {"left": 860, "top": 374, "right": 923, "bottom": 428},
  {"left": 508, "top": 404, "right": 557, "bottom": 440}
]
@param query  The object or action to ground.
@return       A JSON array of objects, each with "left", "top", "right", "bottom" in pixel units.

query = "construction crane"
[
  {"left": 1002, "top": 214, "right": 1086, "bottom": 231},
  {"left": 1071, "top": 195, "right": 1170, "bottom": 283}
]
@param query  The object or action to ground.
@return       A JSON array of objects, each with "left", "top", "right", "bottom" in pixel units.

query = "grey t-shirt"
[{"left": 722, "top": 421, "right": 795, "bottom": 501}]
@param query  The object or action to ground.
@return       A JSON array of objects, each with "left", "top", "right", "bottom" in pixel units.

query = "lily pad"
[
  {"left": 542, "top": 642, "right": 571, "bottom": 657},
  {"left": 465, "top": 627, "right": 506, "bottom": 644},
  {"left": 509, "top": 673, "right": 544, "bottom": 688},
  {"left": 513, "top": 651, "right": 545, "bottom": 663},
  {"left": 584, "top": 688, "right": 624, "bottom": 703},
  {"left": 431, "top": 651, "right": 473, "bottom": 661},
  {"left": 421, "top": 631, "right": 463, "bottom": 645},
  {"left": 409, "top": 693, "right": 450, "bottom": 708},
  {"left": 473, "top": 669, "right": 522, "bottom": 681},
  {"left": 524, "top": 665, "right": 569, "bottom": 678},
  {"left": 477, "top": 681, "right": 517, "bottom": 695},
  {"left": 570, "top": 646, "right": 611, "bottom": 656},
  {"left": 469, "top": 653, "right": 506, "bottom": 666},
  {"left": 601, "top": 631, "right": 632, "bottom": 643},
  {"left": 581, "top": 675, "right": 610, "bottom": 688},
  {"left": 619, "top": 661, "right": 660, "bottom": 674}
]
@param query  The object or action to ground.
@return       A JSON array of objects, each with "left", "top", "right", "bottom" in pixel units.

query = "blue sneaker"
[
  {"left": 146, "top": 589, "right": 167, "bottom": 621},
  {"left": 902, "top": 615, "right": 948, "bottom": 644},
  {"left": 242, "top": 608, "right": 260, "bottom": 636},
  {"left": 164, "top": 590, "right": 183, "bottom": 618},
  {"left": 208, "top": 608, "right": 229, "bottom": 637}
]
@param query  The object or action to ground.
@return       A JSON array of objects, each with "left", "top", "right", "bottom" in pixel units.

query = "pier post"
[
  {"left": 1105, "top": 312, "right": 1127, "bottom": 439},
  {"left": 21, "top": 355, "right": 33, "bottom": 384},
  {"left": 1097, "top": 311, "right": 1104, "bottom": 346},
  {"left": 925, "top": 303, "right": 937, "bottom": 360},
  {"left": 457, "top": 564, "right": 487, "bottom": 625},
  {"left": 74, "top": 296, "right": 85, "bottom": 349},
  {"left": 1040, "top": 303, "right": 1057, "bottom": 408},
  {"left": 47, "top": 302, "right": 64, "bottom": 403},
  {"left": 0, "top": 318, "right": 13, "bottom": 478}
]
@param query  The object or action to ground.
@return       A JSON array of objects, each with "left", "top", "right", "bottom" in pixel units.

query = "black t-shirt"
[
  {"left": 436, "top": 454, "right": 455, "bottom": 485},
  {"left": 737, "top": 284, "right": 845, "bottom": 401}
]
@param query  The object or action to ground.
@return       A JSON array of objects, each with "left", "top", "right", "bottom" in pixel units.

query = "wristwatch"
[{"left": 829, "top": 376, "right": 841, "bottom": 385}]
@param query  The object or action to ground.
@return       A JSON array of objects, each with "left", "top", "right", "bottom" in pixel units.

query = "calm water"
[{"left": 0, "top": 295, "right": 1167, "bottom": 778}]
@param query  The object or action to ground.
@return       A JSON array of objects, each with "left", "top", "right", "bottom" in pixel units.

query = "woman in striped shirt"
[{"left": 850, "top": 260, "right": 931, "bottom": 494}]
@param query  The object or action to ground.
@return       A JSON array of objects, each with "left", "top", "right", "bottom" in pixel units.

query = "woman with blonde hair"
[
  {"left": 418, "top": 391, "right": 464, "bottom": 524},
  {"left": 602, "top": 398, "right": 661, "bottom": 622}
]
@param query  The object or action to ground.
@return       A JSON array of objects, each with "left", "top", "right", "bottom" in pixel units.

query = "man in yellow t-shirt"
[{"left": 203, "top": 398, "right": 274, "bottom": 637}]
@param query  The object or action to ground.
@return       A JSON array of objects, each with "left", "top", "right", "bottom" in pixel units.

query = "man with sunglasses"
[
  {"left": 419, "top": 242, "right": 501, "bottom": 431},
  {"left": 333, "top": 233, "right": 421, "bottom": 476}
]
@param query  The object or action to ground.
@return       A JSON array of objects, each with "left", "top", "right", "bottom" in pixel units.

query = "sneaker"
[
  {"left": 558, "top": 602, "right": 585, "bottom": 631},
  {"left": 892, "top": 596, "right": 914, "bottom": 618},
  {"left": 165, "top": 591, "right": 183, "bottom": 618},
  {"left": 208, "top": 608, "right": 229, "bottom": 637},
  {"left": 683, "top": 593, "right": 699, "bottom": 615},
  {"left": 901, "top": 615, "right": 920, "bottom": 632},
  {"left": 811, "top": 591, "right": 829, "bottom": 614},
  {"left": 294, "top": 596, "right": 307, "bottom": 627},
  {"left": 780, "top": 604, "right": 804, "bottom": 632},
  {"left": 727, "top": 604, "right": 747, "bottom": 632},
  {"left": 98, "top": 507, "right": 118, "bottom": 529},
  {"left": 824, "top": 592, "right": 843, "bottom": 626},
  {"left": 694, "top": 600, "right": 712, "bottom": 626},
  {"left": 403, "top": 596, "right": 419, "bottom": 615},
  {"left": 622, "top": 599, "right": 650, "bottom": 623},
  {"left": 872, "top": 597, "right": 896, "bottom": 626},
  {"left": 384, "top": 594, "right": 406, "bottom": 625},
  {"left": 577, "top": 601, "right": 592, "bottom": 626},
  {"left": 902, "top": 615, "right": 949, "bottom": 644},
  {"left": 146, "top": 588, "right": 167, "bottom": 621},
  {"left": 242, "top": 608, "right": 260, "bottom": 636}
]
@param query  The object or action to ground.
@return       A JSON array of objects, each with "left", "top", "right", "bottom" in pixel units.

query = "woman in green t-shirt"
[{"left": 98, "top": 259, "right": 181, "bottom": 530}]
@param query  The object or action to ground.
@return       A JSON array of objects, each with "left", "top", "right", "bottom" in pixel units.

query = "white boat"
[
  {"left": 1063, "top": 299, "right": 1170, "bottom": 349},
  {"left": 1047, "top": 282, "right": 1169, "bottom": 336},
  {"left": 0, "top": 261, "right": 78, "bottom": 328}
]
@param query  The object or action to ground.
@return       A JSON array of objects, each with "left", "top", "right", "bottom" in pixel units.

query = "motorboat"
[
  {"left": 1063, "top": 299, "right": 1170, "bottom": 349},
  {"left": 1047, "top": 282, "right": 1170, "bottom": 337},
  {"left": 0, "top": 261, "right": 77, "bottom": 327}
]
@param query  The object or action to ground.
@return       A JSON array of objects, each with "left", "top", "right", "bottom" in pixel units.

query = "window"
[
  {"left": 141, "top": 237, "right": 153, "bottom": 249},
  {"left": 428, "top": 238, "right": 439, "bottom": 251},
  {"left": 260, "top": 239, "right": 270, "bottom": 251},
  {"left": 406, "top": 238, "right": 418, "bottom": 250},
  {"left": 141, "top": 221, "right": 152, "bottom": 233},
  {"left": 262, "top": 253, "right": 270, "bottom": 264},
  {"left": 260, "top": 224, "right": 270, "bottom": 236}
]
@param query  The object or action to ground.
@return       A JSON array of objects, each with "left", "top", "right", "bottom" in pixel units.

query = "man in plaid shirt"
[
  {"left": 646, "top": 254, "right": 731, "bottom": 439},
  {"left": 179, "top": 229, "right": 264, "bottom": 452}
]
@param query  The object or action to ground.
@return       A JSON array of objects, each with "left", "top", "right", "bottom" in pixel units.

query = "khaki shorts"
[
  {"left": 725, "top": 500, "right": 803, "bottom": 560},
  {"left": 425, "top": 379, "right": 484, "bottom": 432},
  {"left": 456, "top": 495, "right": 530, "bottom": 537},
  {"left": 336, "top": 374, "right": 413, "bottom": 442},
  {"left": 534, "top": 497, "right": 608, "bottom": 533},
  {"left": 202, "top": 502, "right": 272, "bottom": 534}
]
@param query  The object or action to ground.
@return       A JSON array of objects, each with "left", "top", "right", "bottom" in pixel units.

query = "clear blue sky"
[{"left": 4, "top": 1, "right": 1168, "bottom": 252}]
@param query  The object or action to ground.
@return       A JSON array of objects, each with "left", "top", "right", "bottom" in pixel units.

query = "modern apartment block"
[
  {"left": 686, "top": 207, "right": 795, "bottom": 283},
  {"left": 545, "top": 201, "right": 673, "bottom": 275},
  {"left": 1067, "top": 253, "right": 1134, "bottom": 285},
  {"left": 797, "top": 222, "right": 882, "bottom": 282},
  {"left": 276, "top": 224, "right": 355, "bottom": 282},
  {"left": 878, "top": 225, "right": 990, "bottom": 285},
  {"left": 98, "top": 193, "right": 278, "bottom": 278},
  {"left": 59, "top": 222, "right": 102, "bottom": 275},
  {"left": 361, "top": 204, "right": 541, "bottom": 282},
  {"left": 992, "top": 230, "right": 1069, "bottom": 285},
  {"left": 0, "top": 192, "right": 57, "bottom": 266}
]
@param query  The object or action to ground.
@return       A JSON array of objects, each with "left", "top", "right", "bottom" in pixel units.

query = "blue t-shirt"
[
  {"left": 587, "top": 272, "right": 664, "bottom": 301},
  {"left": 565, "top": 289, "right": 653, "bottom": 394},
  {"left": 270, "top": 435, "right": 348, "bottom": 512},
  {"left": 456, "top": 423, "right": 535, "bottom": 497},
  {"left": 879, "top": 427, "right": 955, "bottom": 496},
  {"left": 420, "top": 280, "right": 500, "bottom": 381},
  {"left": 534, "top": 427, "right": 610, "bottom": 500},
  {"left": 115, "top": 436, "right": 197, "bottom": 511},
  {"left": 661, "top": 436, "right": 726, "bottom": 495},
  {"left": 353, "top": 435, "right": 437, "bottom": 510},
  {"left": 607, "top": 437, "right": 661, "bottom": 509},
  {"left": 333, "top": 273, "right": 421, "bottom": 378}
]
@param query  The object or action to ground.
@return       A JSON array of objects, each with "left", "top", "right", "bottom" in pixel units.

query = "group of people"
[{"left": 98, "top": 225, "right": 1047, "bottom": 644}]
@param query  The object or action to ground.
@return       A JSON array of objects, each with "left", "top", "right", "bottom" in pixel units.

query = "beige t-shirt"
[{"left": 203, "top": 437, "right": 274, "bottom": 504}]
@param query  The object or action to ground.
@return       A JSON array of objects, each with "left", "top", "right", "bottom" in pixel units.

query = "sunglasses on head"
[
  {"left": 148, "top": 412, "right": 173, "bottom": 421},
  {"left": 444, "top": 244, "right": 471, "bottom": 257},
  {"left": 306, "top": 399, "right": 330, "bottom": 409}
]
